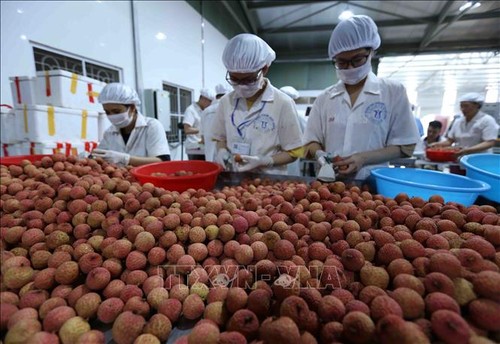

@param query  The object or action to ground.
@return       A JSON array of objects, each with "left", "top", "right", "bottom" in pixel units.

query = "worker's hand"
[
  {"left": 92, "top": 149, "right": 130, "bottom": 166},
  {"left": 333, "top": 154, "right": 365, "bottom": 176},
  {"left": 234, "top": 155, "right": 273, "bottom": 172},
  {"left": 215, "top": 148, "right": 231, "bottom": 169}
]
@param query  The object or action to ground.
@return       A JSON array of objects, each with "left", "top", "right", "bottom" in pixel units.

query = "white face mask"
[
  {"left": 233, "top": 74, "right": 265, "bottom": 98},
  {"left": 336, "top": 55, "right": 372, "bottom": 85},
  {"left": 107, "top": 109, "right": 133, "bottom": 128}
]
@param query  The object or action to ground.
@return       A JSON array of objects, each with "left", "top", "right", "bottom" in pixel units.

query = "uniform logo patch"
[
  {"left": 365, "top": 102, "right": 387, "bottom": 124},
  {"left": 254, "top": 114, "right": 276, "bottom": 133}
]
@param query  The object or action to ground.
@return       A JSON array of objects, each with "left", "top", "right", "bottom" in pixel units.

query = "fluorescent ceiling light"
[
  {"left": 338, "top": 10, "right": 354, "bottom": 21},
  {"left": 155, "top": 32, "right": 167, "bottom": 40},
  {"left": 17, "top": 8, "right": 23, "bottom": 14},
  {"left": 459, "top": 1, "right": 481, "bottom": 12},
  {"left": 20, "top": 35, "right": 27, "bottom": 40}
]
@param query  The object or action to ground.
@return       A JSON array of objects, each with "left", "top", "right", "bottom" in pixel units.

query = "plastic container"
[
  {"left": 35, "top": 70, "right": 106, "bottom": 111},
  {"left": 15, "top": 105, "right": 99, "bottom": 142},
  {"left": 371, "top": 167, "right": 490, "bottom": 206},
  {"left": 0, "top": 154, "right": 49, "bottom": 166},
  {"left": 130, "top": 161, "right": 223, "bottom": 192},
  {"left": 425, "top": 147, "right": 460, "bottom": 162},
  {"left": 1, "top": 105, "right": 19, "bottom": 144},
  {"left": 460, "top": 153, "right": 500, "bottom": 202},
  {"left": 9, "top": 76, "right": 37, "bottom": 105}
]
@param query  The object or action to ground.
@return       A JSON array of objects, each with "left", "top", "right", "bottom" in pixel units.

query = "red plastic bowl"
[
  {"left": 425, "top": 148, "right": 460, "bottom": 162},
  {"left": 0, "top": 154, "right": 50, "bottom": 166},
  {"left": 130, "top": 160, "right": 223, "bottom": 192}
]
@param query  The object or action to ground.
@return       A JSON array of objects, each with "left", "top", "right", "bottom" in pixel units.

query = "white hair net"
[
  {"left": 280, "top": 86, "right": 300, "bottom": 100},
  {"left": 222, "top": 34, "right": 276, "bottom": 73},
  {"left": 215, "top": 83, "right": 231, "bottom": 96},
  {"left": 459, "top": 92, "right": 485, "bottom": 104},
  {"left": 200, "top": 88, "right": 215, "bottom": 101},
  {"left": 98, "top": 83, "right": 141, "bottom": 105},
  {"left": 328, "top": 15, "right": 381, "bottom": 59}
]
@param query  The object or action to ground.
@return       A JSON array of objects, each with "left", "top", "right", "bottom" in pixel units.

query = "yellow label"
[
  {"left": 70, "top": 73, "right": 78, "bottom": 94},
  {"left": 47, "top": 106, "right": 55, "bottom": 136},
  {"left": 71, "top": 147, "right": 77, "bottom": 155},
  {"left": 23, "top": 104, "right": 28, "bottom": 133},
  {"left": 86, "top": 91, "right": 100, "bottom": 97},
  {"left": 81, "top": 110, "right": 88, "bottom": 139}
]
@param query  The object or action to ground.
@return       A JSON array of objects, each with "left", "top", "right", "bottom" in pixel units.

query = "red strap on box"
[
  {"left": 65, "top": 142, "right": 72, "bottom": 156},
  {"left": 88, "top": 83, "right": 94, "bottom": 103},
  {"left": 3, "top": 144, "right": 8, "bottom": 157},
  {"left": 45, "top": 72, "right": 52, "bottom": 97},
  {"left": 15, "top": 77, "right": 22, "bottom": 104},
  {"left": 30, "top": 142, "right": 36, "bottom": 155}
]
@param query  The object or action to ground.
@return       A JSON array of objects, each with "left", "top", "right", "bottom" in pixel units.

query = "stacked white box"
[
  {"left": 98, "top": 112, "right": 112, "bottom": 141},
  {"left": 1, "top": 106, "right": 19, "bottom": 144},
  {"left": 9, "top": 76, "right": 37, "bottom": 106},
  {"left": 19, "top": 141, "right": 98, "bottom": 156},
  {"left": 14, "top": 105, "right": 99, "bottom": 142},
  {"left": 35, "top": 70, "right": 106, "bottom": 112}
]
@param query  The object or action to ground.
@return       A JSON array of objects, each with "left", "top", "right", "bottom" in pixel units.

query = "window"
[
  {"left": 33, "top": 46, "right": 121, "bottom": 83},
  {"left": 163, "top": 83, "right": 193, "bottom": 143}
]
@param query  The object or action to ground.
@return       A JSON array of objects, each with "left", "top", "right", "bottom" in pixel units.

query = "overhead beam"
[
  {"left": 258, "top": 11, "right": 500, "bottom": 34},
  {"left": 246, "top": 0, "right": 334, "bottom": 9},
  {"left": 273, "top": 39, "right": 500, "bottom": 62},
  {"left": 239, "top": 0, "right": 258, "bottom": 34},
  {"left": 418, "top": 0, "right": 455, "bottom": 49},
  {"left": 221, "top": 0, "right": 251, "bottom": 33}
]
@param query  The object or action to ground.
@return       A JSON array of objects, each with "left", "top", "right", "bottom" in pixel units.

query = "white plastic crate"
[
  {"left": 19, "top": 141, "right": 98, "bottom": 156},
  {"left": 9, "top": 76, "right": 37, "bottom": 105},
  {"left": 15, "top": 105, "right": 99, "bottom": 143},
  {"left": 35, "top": 70, "right": 106, "bottom": 111},
  {"left": 1, "top": 106, "right": 20, "bottom": 144},
  {"left": 98, "top": 113, "right": 112, "bottom": 141}
]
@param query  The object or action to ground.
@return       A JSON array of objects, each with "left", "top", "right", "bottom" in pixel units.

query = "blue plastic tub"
[
  {"left": 460, "top": 154, "right": 500, "bottom": 202},
  {"left": 371, "top": 167, "right": 490, "bottom": 206}
]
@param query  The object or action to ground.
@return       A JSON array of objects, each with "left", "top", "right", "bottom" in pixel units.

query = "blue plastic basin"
[
  {"left": 371, "top": 167, "right": 490, "bottom": 206},
  {"left": 460, "top": 154, "right": 500, "bottom": 202}
]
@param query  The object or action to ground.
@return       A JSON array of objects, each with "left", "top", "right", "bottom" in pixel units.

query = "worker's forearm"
[
  {"left": 304, "top": 142, "right": 323, "bottom": 159},
  {"left": 431, "top": 139, "right": 453, "bottom": 147},
  {"left": 216, "top": 140, "right": 227, "bottom": 151},
  {"left": 460, "top": 140, "right": 495, "bottom": 155},
  {"left": 184, "top": 127, "right": 199, "bottom": 135},
  {"left": 271, "top": 151, "right": 296, "bottom": 166},
  {"left": 129, "top": 156, "right": 162, "bottom": 167},
  {"left": 358, "top": 145, "right": 404, "bottom": 166}
]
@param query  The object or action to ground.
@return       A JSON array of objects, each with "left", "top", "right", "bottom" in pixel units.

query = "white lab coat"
[
  {"left": 200, "top": 99, "right": 220, "bottom": 162},
  {"left": 447, "top": 111, "right": 499, "bottom": 153},
  {"left": 304, "top": 72, "right": 420, "bottom": 180},
  {"left": 98, "top": 113, "right": 170, "bottom": 157},
  {"left": 212, "top": 79, "right": 303, "bottom": 175},
  {"left": 183, "top": 103, "right": 203, "bottom": 150}
]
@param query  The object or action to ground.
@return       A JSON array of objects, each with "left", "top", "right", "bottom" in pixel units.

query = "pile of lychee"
[{"left": 1, "top": 153, "right": 499, "bottom": 344}]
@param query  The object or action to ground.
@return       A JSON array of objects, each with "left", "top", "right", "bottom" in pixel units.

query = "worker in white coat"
[
  {"left": 200, "top": 83, "right": 231, "bottom": 162},
  {"left": 303, "top": 15, "right": 420, "bottom": 180},
  {"left": 92, "top": 83, "right": 170, "bottom": 166},
  {"left": 183, "top": 88, "right": 215, "bottom": 160},
  {"left": 431, "top": 92, "right": 499, "bottom": 156},
  {"left": 212, "top": 34, "right": 303, "bottom": 175}
]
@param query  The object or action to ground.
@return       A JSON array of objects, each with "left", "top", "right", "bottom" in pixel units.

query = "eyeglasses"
[
  {"left": 226, "top": 70, "right": 262, "bottom": 86},
  {"left": 332, "top": 54, "right": 370, "bottom": 70}
]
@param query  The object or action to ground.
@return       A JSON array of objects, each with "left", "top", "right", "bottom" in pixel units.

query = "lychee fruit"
[
  {"left": 111, "top": 311, "right": 146, "bottom": 344},
  {"left": 390, "top": 287, "right": 425, "bottom": 320},
  {"left": 259, "top": 316, "right": 300, "bottom": 344},
  {"left": 342, "top": 311, "right": 375, "bottom": 344},
  {"left": 431, "top": 309, "right": 471, "bottom": 344}
]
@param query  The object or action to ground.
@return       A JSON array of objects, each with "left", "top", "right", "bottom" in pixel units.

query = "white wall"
[{"left": 1, "top": 1, "right": 229, "bottom": 105}]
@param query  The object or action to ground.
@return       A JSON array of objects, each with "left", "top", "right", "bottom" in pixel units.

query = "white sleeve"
[
  {"left": 97, "top": 129, "right": 114, "bottom": 150},
  {"left": 481, "top": 115, "right": 499, "bottom": 141},
  {"left": 278, "top": 98, "right": 304, "bottom": 151},
  {"left": 386, "top": 83, "right": 420, "bottom": 146},
  {"left": 183, "top": 105, "right": 196, "bottom": 126},
  {"left": 146, "top": 119, "right": 170, "bottom": 157},
  {"left": 211, "top": 100, "right": 227, "bottom": 142},
  {"left": 303, "top": 96, "right": 325, "bottom": 146}
]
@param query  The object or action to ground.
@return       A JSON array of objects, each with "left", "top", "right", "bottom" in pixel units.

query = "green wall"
[{"left": 267, "top": 62, "right": 337, "bottom": 90}]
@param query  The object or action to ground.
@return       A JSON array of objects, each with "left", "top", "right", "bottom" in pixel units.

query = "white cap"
[
  {"left": 200, "top": 88, "right": 215, "bottom": 101},
  {"left": 222, "top": 33, "right": 276, "bottom": 73},
  {"left": 280, "top": 86, "right": 300, "bottom": 100},
  {"left": 328, "top": 15, "right": 381, "bottom": 59},
  {"left": 98, "top": 83, "right": 141, "bottom": 105},
  {"left": 459, "top": 92, "right": 485, "bottom": 104},
  {"left": 215, "top": 83, "right": 231, "bottom": 96}
]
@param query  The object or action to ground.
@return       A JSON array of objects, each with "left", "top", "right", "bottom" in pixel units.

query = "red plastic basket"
[
  {"left": 130, "top": 160, "right": 223, "bottom": 192},
  {"left": 425, "top": 148, "right": 460, "bottom": 162},
  {"left": 0, "top": 154, "right": 50, "bottom": 166}
]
